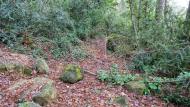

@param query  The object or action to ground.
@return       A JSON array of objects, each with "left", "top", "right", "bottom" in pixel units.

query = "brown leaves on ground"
[{"left": 0, "top": 38, "right": 173, "bottom": 107}]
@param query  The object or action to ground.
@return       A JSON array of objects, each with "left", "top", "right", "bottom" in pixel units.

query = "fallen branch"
[
  {"left": 146, "top": 79, "right": 189, "bottom": 84},
  {"left": 84, "top": 70, "right": 97, "bottom": 76}
]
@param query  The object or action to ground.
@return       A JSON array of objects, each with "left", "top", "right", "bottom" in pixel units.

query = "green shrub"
[
  {"left": 143, "top": 72, "right": 190, "bottom": 105},
  {"left": 71, "top": 48, "right": 88, "bottom": 61},
  {"left": 97, "top": 64, "right": 136, "bottom": 86},
  {"left": 0, "top": 0, "right": 75, "bottom": 58},
  {"left": 0, "top": 0, "right": 114, "bottom": 58},
  {"left": 107, "top": 34, "right": 136, "bottom": 57},
  {"left": 130, "top": 45, "right": 190, "bottom": 77},
  {"left": 163, "top": 94, "right": 190, "bottom": 106},
  {"left": 63, "top": 0, "right": 115, "bottom": 40}
]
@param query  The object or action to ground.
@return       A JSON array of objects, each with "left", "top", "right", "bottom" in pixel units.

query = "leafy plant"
[
  {"left": 0, "top": 0, "right": 114, "bottom": 59},
  {"left": 143, "top": 72, "right": 190, "bottom": 105},
  {"left": 144, "top": 79, "right": 161, "bottom": 95},
  {"left": 163, "top": 94, "right": 190, "bottom": 106},
  {"left": 71, "top": 48, "right": 88, "bottom": 61},
  {"left": 97, "top": 64, "right": 136, "bottom": 86}
]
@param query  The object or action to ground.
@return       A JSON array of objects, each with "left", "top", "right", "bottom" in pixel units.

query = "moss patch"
[
  {"left": 125, "top": 80, "right": 146, "bottom": 95},
  {"left": 59, "top": 64, "right": 84, "bottom": 84},
  {"left": 0, "top": 64, "right": 32, "bottom": 75},
  {"left": 35, "top": 58, "right": 49, "bottom": 74},
  {"left": 114, "top": 96, "right": 128, "bottom": 107},
  {"left": 18, "top": 101, "right": 41, "bottom": 107}
]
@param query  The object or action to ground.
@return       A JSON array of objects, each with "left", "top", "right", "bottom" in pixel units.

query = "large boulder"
[
  {"left": 0, "top": 63, "right": 32, "bottom": 75},
  {"left": 18, "top": 102, "right": 41, "bottom": 107},
  {"left": 59, "top": 64, "right": 84, "bottom": 84},
  {"left": 35, "top": 58, "right": 49, "bottom": 74},
  {"left": 0, "top": 51, "right": 34, "bottom": 68},
  {"left": 8, "top": 77, "right": 57, "bottom": 106}
]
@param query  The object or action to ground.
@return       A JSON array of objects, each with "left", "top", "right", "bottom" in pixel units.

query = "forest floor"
[{"left": 0, "top": 38, "right": 174, "bottom": 107}]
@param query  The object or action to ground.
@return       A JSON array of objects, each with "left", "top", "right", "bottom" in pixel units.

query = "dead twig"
[{"left": 84, "top": 70, "right": 97, "bottom": 76}]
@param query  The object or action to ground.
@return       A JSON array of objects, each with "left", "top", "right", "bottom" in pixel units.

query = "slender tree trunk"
[
  {"left": 186, "top": 1, "right": 190, "bottom": 23},
  {"left": 155, "top": 0, "right": 165, "bottom": 21},
  {"left": 164, "top": 0, "right": 168, "bottom": 19},
  {"left": 128, "top": 0, "right": 139, "bottom": 46},
  {"left": 185, "top": 0, "right": 190, "bottom": 38},
  {"left": 137, "top": 0, "right": 142, "bottom": 29},
  {"left": 164, "top": 0, "right": 169, "bottom": 25},
  {"left": 143, "top": 0, "right": 148, "bottom": 28}
]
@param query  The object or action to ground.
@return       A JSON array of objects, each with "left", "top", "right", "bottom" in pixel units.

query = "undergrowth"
[
  {"left": 97, "top": 64, "right": 136, "bottom": 86},
  {"left": 0, "top": 0, "right": 113, "bottom": 58}
]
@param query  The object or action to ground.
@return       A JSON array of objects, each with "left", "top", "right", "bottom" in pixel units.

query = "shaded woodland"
[{"left": 0, "top": 0, "right": 190, "bottom": 106}]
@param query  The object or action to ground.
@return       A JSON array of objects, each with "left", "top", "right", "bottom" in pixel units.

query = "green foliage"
[
  {"left": 163, "top": 94, "right": 190, "bottom": 106},
  {"left": 0, "top": 0, "right": 75, "bottom": 58},
  {"left": 63, "top": 0, "right": 115, "bottom": 40},
  {"left": 143, "top": 79, "right": 161, "bottom": 95},
  {"left": 143, "top": 72, "right": 190, "bottom": 105},
  {"left": 18, "top": 102, "right": 41, "bottom": 107},
  {"left": 107, "top": 34, "right": 135, "bottom": 57},
  {"left": 0, "top": 0, "right": 189, "bottom": 105},
  {"left": 130, "top": 44, "right": 190, "bottom": 77},
  {"left": 50, "top": 34, "right": 79, "bottom": 59},
  {"left": 0, "top": 0, "right": 113, "bottom": 58},
  {"left": 97, "top": 64, "right": 136, "bottom": 86},
  {"left": 32, "top": 48, "right": 47, "bottom": 59},
  {"left": 71, "top": 47, "right": 88, "bottom": 61}
]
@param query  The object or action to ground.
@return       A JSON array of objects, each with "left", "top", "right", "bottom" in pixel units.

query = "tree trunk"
[
  {"left": 186, "top": 1, "right": 190, "bottom": 23},
  {"left": 128, "top": 0, "right": 139, "bottom": 46},
  {"left": 164, "top": 0, "right": 168, "bottom": 19},
  {"left": 137, "top": 0, "right": 142, "bottom": 29},
  {"left": 155, "top": 0, "right": 165, "bottom": 21},
  {"left": 185, "top": 0, "right": 190, "bottom": 38}
]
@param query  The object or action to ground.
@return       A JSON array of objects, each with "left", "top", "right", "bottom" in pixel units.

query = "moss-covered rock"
[
  {"left": 125, "top": 80, "right": 146, "bottom": 95},
  {"left": 18, "top": 102, "right": 41, "bottom": 107},
  {"left": 35, "top": 58, "right": 49, "bottom": 74},
  {"left": 0, "top": 64, "right": 32, "bottom": 75},
  {"left": 0, "top": 64, "right": 7, "bottom": 72},
  {"left": 59, "top": 64, "right": 84, "bottom": 84},
  {"left": 15, "top": 64, "right": 33, "bottom": 75},
  {"left": 8, "top": 77, "right": 57, "bottom": 106},
  {"left": 32, "top": 78, "right": 57, "bottom": 106},
  {"left": 114, "top": 96, "right": 128, "bottom": 107}
]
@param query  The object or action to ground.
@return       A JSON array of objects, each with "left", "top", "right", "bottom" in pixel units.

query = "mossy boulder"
[
  {"left": 18, "top": 102, "right": 41, "bottom": 107},
  {"left": 59, "top": 64, "right": 84, "bottom": 84},
  {"left": 8, "top": 77, "right": 57, "bottom": 106},
  {"left": 0, "top": 64, "right": 32, "bottom": 75},
  {"left": 0, "top": 64, "right": 7, "bottom": 71},
  {"left": 15, "top": 64, "right": 33, "bottom": 75},
  {"left": 114, "top": 96, "right": 128, "bottom": 107},
  {"left": 125, "top": 80, "right": 146, "bottom": 95},
  {"left": 32, "top": 78, "right": 57, "bottom": 106},
  {"left": 35, "top": 58, "right": 49, "bottom": 74}
]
